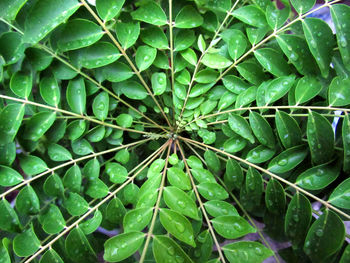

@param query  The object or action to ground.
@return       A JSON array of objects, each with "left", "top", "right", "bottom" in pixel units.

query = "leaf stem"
[
  {"left": 23, "top": 140, "right": 170, "bottom": 263},
  {"left": 79, "top": 0, "right": 173, "bottom": 129},
  {"left": 0, "top": 138, "right": 150, "bottom": 200},
  {"left": 139, "top": 139, "right": 172, "bottom": 263},
  {"left": 179, "top": 136, "right": 350, "bottom": 220},
  {"left": 176, "top": 140, "right": 226, "bottom": 263}
]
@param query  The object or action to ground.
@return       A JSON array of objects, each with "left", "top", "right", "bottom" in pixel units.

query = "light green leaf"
[
  {"left": 254, "top": 48, "right": 291, "bottom": 77},
  {"left": 79, "top": 210, "right": 102, "bottom": 235},
  {"left": 204, "top": 200, "right": 239, "bottom": 217},
  {"left": 67, "top": 78, "right": 86, "bottom": 114},
  {"left": 40, "top": 249, "right": 63, "bottom": 263},
  {"left": 197, "top": 182, "right": 228, "bottom": 200},
  {"left": 106, "top": 162, "right": 128, "bottom": 184},
  {"left": 223, "top": 241, "right": 273, "bottom": 263},
  {"left": 40, "top": 75, "right": 60, "bottom": 107},
  {"left": 0, "top": 104, "right": 25, "bottom": 144},
  {"left": 96, "top": 0, "right": 124, "bottom": 21},
  {"left": 221, "top": 29, "right": 247, "bottom": 61},
  {"left": 10, "top": 72, "right": 32, "bottom": 99},
  {"left": 0, "top": 0, "right": 28, "bottom": 20},
  {"left": 174, "top": 30, "right": 196, "bottom": 51},
  {"left": 140, "top": 26, "right": 168, "bottom": 49},
  {"left": 294, "top": 76, "right": 322, "bottom": 104},
  {"left": 116, "top": 22, "right": 140, "bottom": 50},
  {"left": 275, "top": 110, "right": 302, "bottom": 148},
  {"left": 57, "top": 19, "right": 104, "bottom": 51},
  {"left": 304, "top": 210, "right": 345, "bottom": 262},
  {"left": 164, "top": 186, "right": 199, "bottom": 220},
  {"left": 291, "top": 0, "right": 315, "bottom": 14},
  {"left": 24, "top": 111, "right": 56, "bottom": 141},
  {"left": 167, "top": 167, "right": 191, "bottom": 190},
  {"left": 152, "top": 72, "right": 167, "bottom": 95},
  {"left": 228, "top": 114, "right": 255, "bottom": 144},
  {"left": 23, "top": 0, "right": 80, "bottom": 44},
  {"left": 265, "top": 75, "right": 295, "bottom": 105},
  {"left": 103, "top": 62, "right": 133, "bottom": 82},
  {"left": 307, "top": 111, "right": 334, "bottom": 165},
  {"left": 328, "top": 77, "right": 350, "bottom": 106},
  {"left": 116, "top": 113, "right": 133, "bottom": 128},
  {"left": 13, "top": 227, "right": 40, "bottom": 257},
  {"left": 131, "top": 2, "right": 167, "bottom": 26},
  {"left": 212, "top": 215, "right": 256, "bottom": 239},
  {"left": 328, "top": 178, "right": 350, "bottom": 209},
  {"left": 48, "top": 143, "right": 72, "bottom": 161},
  {"left": 302, "top": 18, "right": 336, "bottom": 78},
  {"left": 92, "top": 91, "right": 109, "bottom": 121},
  {"left": 246, "top": 145, "right": 276, "bottom": 164},
  {"left": 202, "top": 53, "right": 232, "bottom": 69},
  {"left": 232, "top": 5, "right": 267, "bottom": 27},
  {"left": 296, "top": 162, "right": 340, "bottom": 190},
  {"left": 19, "top": 155, "right": 47, "bottom": 176},
  {"left": 153, "top": 236, "right": 193, "bottom": 263},
  {"left": 39, "top": 205, "right": 65, "bottom": 234},
  {"left": 249, "top": 111, "right": 275, "bottom": 148},
  {"left": 135, "top": 45, "right": 157, "bottom": 72},
  {"left": 160, "top": 208, "right": 196, "bottom": 247},
  {"left": 0, "top": 165, "right": 23, "bottom": 186},
  {"left": 123, "top": 207, "right": 152, "bottom": 232},
  {"left": 175, "top": 5, "right": 203, "bottom": 28}
]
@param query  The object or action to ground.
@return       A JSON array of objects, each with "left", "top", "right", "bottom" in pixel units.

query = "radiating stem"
[
  {"left": 80, "top": 0, "right": 173, "bottom": 129},
  {"left": 177, "top": 140, "right": 226, "bottom": 263},
  {"left": 139, "top": 140, "right": 172, "bottom": 263},
  {"left": 180, "top": 137, "right": 350, "bottom": 220}
]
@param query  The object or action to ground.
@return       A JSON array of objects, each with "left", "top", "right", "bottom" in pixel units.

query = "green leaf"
[
  {"left": 175, "top": 5, "right": 203, "bottom": 28},
  {"left": 104, "top": 231, "right": 145, "bottom": 262},
  {"left": 40, "top": 249, "right": 64, "bottom": 263},
  {"left": 285, "top": 193, "right": 312, "bottom": 247},
  {"left": 63, "top": 165, "right": 82, "bottom": 192},
  {"left": 13, "top": 226, "right": 40, "bottom": 257},
  {"left": 19, "top": 155, "right": 47, "bottom": 176},
  {"left": 24, "top": 111, "right": 56, "bottom": 141},
  {"left": 0, "top": 165, "right": 23, "bottom": 186},
  {"left": 64, "top": 192, "right": 89, "bottom": 216},
  {"left": 0, "top": 32, "right": 25, "bottom": 65},
  {"left": 79, "top": 210, "right": 102, "bottom": 235},
  {"left": 331, "top": 4, "right": 350, "bottom": 71},
  {"left": 65, "top": 227, "right": 96, "bottom": 262},
  {"left": 115, "top": 22, "right": 140, "bottom": 50},
  {"left": 0, "top": 104, "right": 25, "bottom": 144},
  {"left": 304, "top": 210, "right": 345, "bottom": 262},
  {"left": 221, "top": 29, "right": 247, "bottom": 61},
  {"left": 265, "top": 180, "right": 286, "bottom": 214},
  {"left": 191, "top": 168, "right": 216, "bottom": 184},
  {"left": 159, "top": 208, "right": 196, "bottom": 247},
  {"left": 328, "top": 178, "right": 350, "bottom": 209},
  {"left": 0, "top": 199, "right": 20, "bottom": 232},
  {"left": 174, "top": 30, "right": 196, "bottom": 51},
  {"left": 86, "top": 178, "right": 108, "bottom": 198},
  {"left": 328, "top": 77, "right": 350, "bottom": 106},
  {"left": 167, "top": 167, "right": 191, "bottom": 190},
  {"left": 190, "top": 83, "right": 215, "bottom": 98},
  {"left": 0, "top": 0, "right": 28, "bottom": 20},
  {"left": 266, "top": 5, "right": 289, "bottom": 30},
  {"left": 302, "top": 18, "right": 336, "bottom": 78},
  {"left": 246, "top": 145, "right": 276, "bottom": 164},
  {"left": 204, "top": 150, "right": 221, "bottom": 174},
  {"left": 152, "top": 72, "right": 167, "bottom": 95},
  {"left": 275, "top": 111, "right": 302, "bottom": 148},
  {"left": 268, "top": 145, "right": 307, "bottom": 174},
  {"left": 291, "top": 0, "right": 315, "bottom": 14},
  {"left": 66, "top": 78, "right": 86, "bottom": 114},
  {"left": 71, "top": 41, "right": 121, "bottom": 69},
  {"left": 106, "top": 197, "right": 126, "bottom": 223},
  {"left": 26, "top": 47, "right": 53, "bottom": 71},
  {"left": 44, "top": 174, "right": 64, "bottom": 197},
  {"left": 39, "top": 204, "right": 65, "bottom": 234},
  {"left": 343, "top": 114, "right": 350, "bottom": 172},
  {"left": 96, "top": 0, "right": 124, "bottom": 21},
  {"left": 10, "top": 72, "right": 32, "bottom": 99},
  {"left": 196, "top": 69, "right": 218, "bottom": 84},
  {"left": 228, "top": 114, "right": 255, "bottom": 144},
  {"left": 249, "top": 111, "right": 275, "bottom": 148},
  {"left": 131, "top": 2, "right": 167, "bottom": 26},
  {"left": 218, "top": 91, "right": 237, "bottom": 110},
  {"left": 237, "top": 60, "right": 266, "bottom": 85},
  {"left": 232, "top": 5, "right": 267, "bottom": 27},
  {"left": 153, "top": 235, "right": 193, "bottom": 263},
  {"left": 198, "top": 34, "right": 206, "bottom": 53},
  {"left": 141, "top": 26, "right": 168, "bottom": 49},
  {"left": 116, "top": 113, "right": 133, "bottom": 128},
  {"left": 254, "top": 48, "right": 291, "bottom": 77},
  {"left": 202, "top": 53, "right": 232, "bottom": 69},
  {"left": 197, "top": 182, "right": 228, "bottom": 200},
  {"left": 294, "top": 76, "right": 322, "bottom": 104},
  {"left": 204, "top": 200, "right": 239, "bottom": 217},
  {"left": 120, "top": 80, "right": 148, "bottom": 100},
  {"left": 23, "top": 0, "right": 80, "bottom": 44},
  {"left": 164, "top": 186, "right": 199, "bottom": 220},
  {"left": 225, "top": 159, "right": 244, "bottom": 189},
  {"left": 123, "top": 207, "right": 152, "bottom": 232},
  {"left": 223, "top": 241, "right": 274, "bottom": 263},
  {"left": 57, "top": 19, "right": 104, "bottom": 51},
  {"left": 48, "top": 143, "right": 72, "bottom": 161},
  {"left": 340, "top": 245, "right": 350, "bottom": 263},
  {"left": 0, "top": 142, "right": 16, "bottom": 166},
  {"left": 296, "top": 162, "right": 340, "bottom": 190},
  {"left": 181, "top": 48, "right": 197, "bottom": 66},
  {"left": 212, "top": 215, "right": 256, "bottom": 239},
  {"left": 40, "top": 75, "right": 60, "bottom": 107},
  {"left": 106, "top": 162, "right": 128, "bottom": 184},
  {"left": 135, "top": 45, "right": 156, "bottom": 71},
  {"left": 307, "top": 111, "right": 334, "bottom": 165},
  {"left": 92, "top": 91, "right": 109, "bottom": 121},
  {"left": 265, "top": 75, "right": 295, "bottom": 105}
]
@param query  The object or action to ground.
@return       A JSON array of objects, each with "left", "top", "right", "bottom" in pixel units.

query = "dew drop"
[
  {"left": 315, "top": 229, "right": 324, "bottom": 237},
  {"left": 167, "top": 246, "right": 175, "bottom": 256},
  {"left": 175, "top": 222, "right": 185, "bottom": 233},
  {"left": 292, "top": 214, "right": 299, "bottom": 222},
  {"left": 255, "top": 247, "right": 263, "bottom": 256},
  {"left": 177, "top": 200, "right": 186, "bottom": 208},
  {"left": 277, "top": 158, "right": 288, "bottom": 166}
]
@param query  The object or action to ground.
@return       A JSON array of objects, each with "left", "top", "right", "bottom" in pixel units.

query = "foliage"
[{"left": 0, "top": 0, "right": 349, "bottom": 262}]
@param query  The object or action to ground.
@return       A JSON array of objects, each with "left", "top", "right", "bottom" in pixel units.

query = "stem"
[
  {"left": 168, "top": 0, "right": 176, "bottom": 126},
  {"left": 139, "top": 140, "right": 172, "bottom": 263},
  {"left": 183, "top": 141, "right": 280, "bottom": 262},
  {"left": 176, "top": 0, "right": 241, "bottom": 129},
  {"left": 0, "top": 139, "right": 150, "bottom": 200},
  {"left": 23, "top": 141, "right": 170, "bottom": 263},
  {"left": 180, "top": 137, "right": 350, "bottom": 220},
  {"left": 183, "top": 105, "right": 349, "bottom": 129},
  {"left": 176, "top": 141, "right": 226, "bottom": 263},
  {"left": 215, "top": 0, "right": 342, "bottom": 84},
  {"left": 0, "top": 94, "right": 166, "bottom": 137},
  {"left": 79, "top": 0, "right": 172, "bottom": 129}
]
